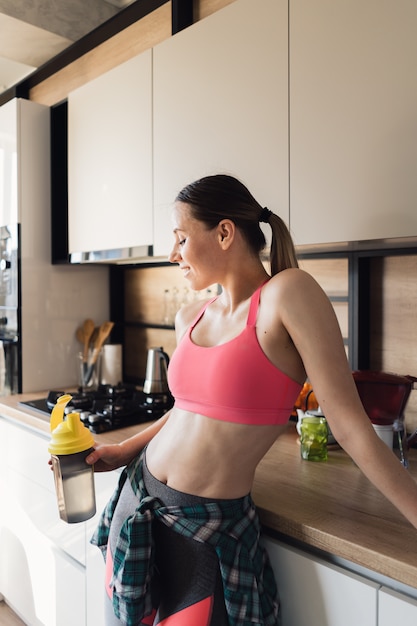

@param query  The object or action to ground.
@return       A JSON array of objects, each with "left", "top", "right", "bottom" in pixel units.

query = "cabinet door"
[
  {"left": 0, "top": 100, "right": 18, "bottom": 226},
  {"left": 1, "top": 465, "right": 86, "bottom": 625},
  {"left": 0, "top": 421, "right": 87, "bottom": 625},
  {"left": 153, "top": 0, "right": 289, "bottom": 257},
  {"left": 379, "top": 587, "right": 417, "bottom": 624},
  {"left": 6, "top": 423, "right": 86, "bottom": 565},
  {"left": 264, "top": 538, "right": 379, "bottom": 626},
  {"left": 290, "top": 0, "right": 417, "bottom": 246},
  {"left": 68, "top": 49, "right": 153, "bottom": 254}
]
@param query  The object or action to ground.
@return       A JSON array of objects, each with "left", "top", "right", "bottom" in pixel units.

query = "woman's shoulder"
[
  {"left": 174, "top": 296, "right": 213, "bottom": 339},
  {"left": 261, "top": 268, "right": 331, "bottom": 316},
  {"left": 264, "top": 267, "right": 322, "bottom": 295}
]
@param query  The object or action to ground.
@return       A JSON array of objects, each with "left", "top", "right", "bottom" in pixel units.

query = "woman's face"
[{"left": 169, "top": 201, "right": 221, "bottom": 290}]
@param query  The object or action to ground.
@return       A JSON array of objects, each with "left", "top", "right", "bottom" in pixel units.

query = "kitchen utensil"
[
  {"left": 89, "top": 325, "right": 99, "bottom": 348},
  {"left": 84, "top": 321, "right": 114, "bottom": 385},
  {"left": 48, "top": 394, "right": 96, "bottom": 523},
  {"left": 372, "top": 423, "right": 394, "bottom": 449},
  {"left": 75, "top": 319, "right": 95, "bottom": 380},
  {"left": 353, "top": 370, "right": 417, "bottom": 468},
  {"left": 81, "top": 318, "right": 95, "bottom": 364},
  {"left": 352, "top": 371, "right": 417, "bottom": 425},
  {"left": 75, "top": 326, "right": 85, "bottom": 345},
  {"left": 78, "top": 350, "right": 102, "bottom": 391},
  {"left": 143, "top": 347, "right": 170, "bottom": 394}
]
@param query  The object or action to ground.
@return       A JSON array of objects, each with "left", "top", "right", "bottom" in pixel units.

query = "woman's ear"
[{"left": 217, "top": 219, "right": 235, "bottom": 248}]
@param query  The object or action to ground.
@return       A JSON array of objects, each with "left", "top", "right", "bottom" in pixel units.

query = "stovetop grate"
[{"left": 19, "top": 384, "right": 174, "bottom": 433}]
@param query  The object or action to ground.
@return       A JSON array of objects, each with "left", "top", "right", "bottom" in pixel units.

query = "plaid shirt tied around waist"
[{"left": 91, "top": 451, "right": 280, "bottom": 626}]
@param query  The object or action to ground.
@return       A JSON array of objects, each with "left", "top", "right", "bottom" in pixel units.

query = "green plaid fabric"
[{"left": 91, "top": 452, "right": 280, "bottom": 626}]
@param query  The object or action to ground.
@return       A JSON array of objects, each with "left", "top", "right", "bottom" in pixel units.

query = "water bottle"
[{"left": 48, "top": 394, "right": 96, "bottom": 523}]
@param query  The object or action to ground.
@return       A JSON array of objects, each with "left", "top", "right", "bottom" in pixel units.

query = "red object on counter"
[{"left": 352, "top": 370, "right": 417, "bottom": 425}]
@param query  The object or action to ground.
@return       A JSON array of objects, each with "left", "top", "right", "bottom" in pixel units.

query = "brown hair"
[{"left": 176, "top": 174, "right": 298, "bottom": 275}]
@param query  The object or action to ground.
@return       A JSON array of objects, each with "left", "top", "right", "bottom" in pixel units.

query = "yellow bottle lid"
[{"left": 48, "top": 394, "right": 94, "bottom": 455}]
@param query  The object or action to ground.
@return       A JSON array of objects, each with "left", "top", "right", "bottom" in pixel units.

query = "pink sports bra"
[{"left": 167, "top": 284, "right": 302, "bottom": 425}]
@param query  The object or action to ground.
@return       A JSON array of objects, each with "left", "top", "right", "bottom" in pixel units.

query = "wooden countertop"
[
  {"left": 2, "top": 391, "right": 417, "bottom": 589},
  {"left": 253, "top": 427, "right": 417, "bottom": 590}
]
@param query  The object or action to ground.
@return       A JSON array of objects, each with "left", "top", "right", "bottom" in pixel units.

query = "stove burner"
[{"left": 36, "top": 384, "right": 174, "bottom": 433}]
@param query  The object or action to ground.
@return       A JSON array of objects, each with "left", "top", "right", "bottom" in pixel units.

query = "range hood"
[{"left": 69, "top": 244, "right": 160, "bottom": 265}]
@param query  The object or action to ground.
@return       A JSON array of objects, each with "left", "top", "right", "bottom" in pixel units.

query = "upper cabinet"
[
  {"left": 66, "top": 0, "right": 417, "bottom": 259},
  {"left": 290, "top": 0, "right": 417, "bottom": 246},
  {"left": 152, "top": 0, "right": 289, "bottom": 257},
  {"left": 68, "top": 49, "right": 153, "bottom": 256},
  {"left": 0, "top": 100, "right": 17, "bottom": 227},
  {"left": 0, "top": 99, "right": 48, "bottom": 228}
]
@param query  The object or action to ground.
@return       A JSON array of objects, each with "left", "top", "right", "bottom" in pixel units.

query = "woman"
[{"left": 87, "top": 174, "right": 417, "bottom": 626}]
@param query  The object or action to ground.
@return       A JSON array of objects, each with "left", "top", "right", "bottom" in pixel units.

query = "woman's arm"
[
  {"left": 275, "top": 269, "right": 417, "bottom": 529},
  {"left": 85, "top": 410, "right": 172, "bottom": 472}
]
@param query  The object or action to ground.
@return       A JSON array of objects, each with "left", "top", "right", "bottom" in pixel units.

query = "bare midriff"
[{"left": 145, "top": 407, "right": 289, "bottom": 499}]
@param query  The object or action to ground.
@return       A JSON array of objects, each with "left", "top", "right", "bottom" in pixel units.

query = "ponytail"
[{"left": 268, "top": 213, "right": 299, "bottom": 275}]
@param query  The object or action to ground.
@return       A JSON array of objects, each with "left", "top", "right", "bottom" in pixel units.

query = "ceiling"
[{"left": 0, "top": 0, "right": 135, "bottom": 95}]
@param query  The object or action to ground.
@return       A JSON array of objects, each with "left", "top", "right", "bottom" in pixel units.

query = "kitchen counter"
[{"left": 1, "top": 391, "right": 417, "bottom": 591}]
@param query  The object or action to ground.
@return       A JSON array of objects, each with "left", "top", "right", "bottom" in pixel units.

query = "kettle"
[{"left": 143, "top": 347, "right": 170, "bottom": 394}]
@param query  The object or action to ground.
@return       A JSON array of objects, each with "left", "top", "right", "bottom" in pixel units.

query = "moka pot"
[{"left": 143, "top": 346, "right": 170, "bottom": 394}]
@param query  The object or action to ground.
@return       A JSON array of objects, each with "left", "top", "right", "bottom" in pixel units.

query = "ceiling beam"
[{"left": 0, "top": 0, "right": 169, "bottom": 106}]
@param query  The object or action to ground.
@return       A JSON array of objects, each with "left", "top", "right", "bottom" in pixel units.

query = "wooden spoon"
[
  {"left": 75, "top": 327, "right": 85, "bottom": 345},
  {"left": 89, "top": 326, "right": 99, "bottom": 348},
  {"left": 82, "top": 319, "right": 95, "bottom": 364},
  {"left": 84, "top": 321, "right": 114, "bottom": 386}
]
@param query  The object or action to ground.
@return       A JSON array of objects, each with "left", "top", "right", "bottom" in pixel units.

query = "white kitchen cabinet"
[
  {"left": 290, "top": 0, "right": 417, "bottom": 246},
  {"left": 264, "top": 537, "right": 379, "bottom": 626},
  {"left": 153, "top": 0, "right": 289, "bottom": 257},
  {"left": 68, "top": 49, "right": 153, "bottom": 255},
  {"left": 0, "top": 512, "right": 85, "bottom": 626},
  {"left": 378, "top": 586, "right": 417, "bottom": 624},
  {"left": 0, "top": 98, "right": 51, "bottom": 228},
  {"left": 5, "top": 422, "right": 86, "bottom": 565},
  {"left": 0, "top": 100, "right": 17, "bottom": 226},
  {"left": 0, "top": 418, "right": 86, "bottom": 625},
  {"left": 0, "top": 416, "right": 123, "bottom": 626}
]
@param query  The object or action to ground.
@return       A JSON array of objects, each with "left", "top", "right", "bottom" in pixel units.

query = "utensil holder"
[{"left": 78, "top": 350, "right": 102, "bottom": 391}]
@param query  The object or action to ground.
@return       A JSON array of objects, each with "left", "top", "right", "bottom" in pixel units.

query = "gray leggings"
[{"left": 105, "top": 454, "right": 229, "bottom": 625}]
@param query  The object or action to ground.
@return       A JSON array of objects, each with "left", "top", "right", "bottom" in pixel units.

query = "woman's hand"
[
  {"left": 47, "top": 443, "right": 133, "bottom": 473},
  {"left": 85, "top": 411, "right": 172, "bottom": 473},
  {"left": 85, "top": 443, "right": 133, "bottom": 472}
]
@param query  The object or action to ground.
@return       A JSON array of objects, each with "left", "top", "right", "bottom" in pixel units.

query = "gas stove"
[{"left": 20, "top": 384, "right": 174, "bottom": 433}]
